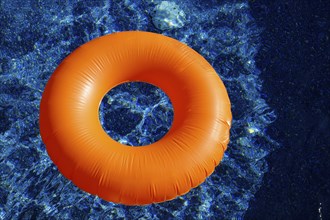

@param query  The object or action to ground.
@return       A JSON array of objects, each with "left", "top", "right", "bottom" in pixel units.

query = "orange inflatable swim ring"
[{"left": 40, "top": 31, "right": 232, "bottom": 205}]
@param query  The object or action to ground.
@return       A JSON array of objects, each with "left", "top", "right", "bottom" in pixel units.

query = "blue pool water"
[
  {"left": 1, "top": 0, "right": 328, "bottom": 219},
  {"left": 99, "top": 82, "right": 174, "bottom": 146}
]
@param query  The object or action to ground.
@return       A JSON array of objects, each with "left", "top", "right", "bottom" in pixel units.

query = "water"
[
  {"left": 0, "top": 0, "right": 278, "bottom": 219},
  {"left": 99, "top": 82, "right": 174, "bottom": 146}
]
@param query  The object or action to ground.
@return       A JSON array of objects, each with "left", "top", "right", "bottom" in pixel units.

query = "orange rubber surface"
[{"left": 39, "top": 31, "right": 232, "bottom": 205}]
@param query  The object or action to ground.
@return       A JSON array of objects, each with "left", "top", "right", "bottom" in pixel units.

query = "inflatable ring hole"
[{"left": 98, "top": 81, "right": 174, "bottom": 146}]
